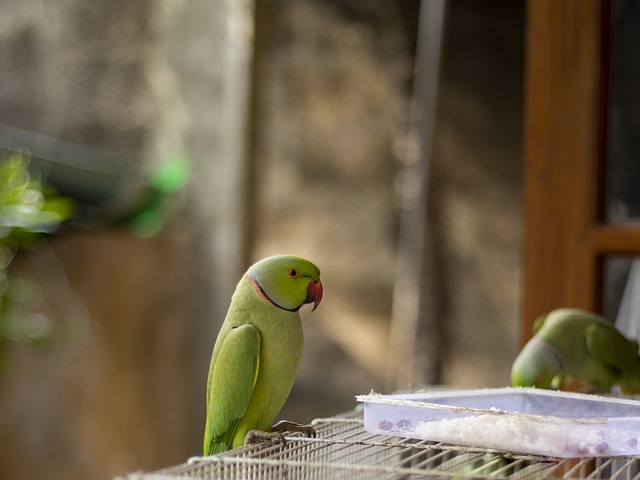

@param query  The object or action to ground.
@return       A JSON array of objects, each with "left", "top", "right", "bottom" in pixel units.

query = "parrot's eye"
[{"left": 288, "top": 269, "right": 299, "bottom": 278}]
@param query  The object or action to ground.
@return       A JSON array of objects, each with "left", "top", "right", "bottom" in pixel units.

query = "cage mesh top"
[{"left": 119, "top": 407, "right": 640, "bottom": 480}]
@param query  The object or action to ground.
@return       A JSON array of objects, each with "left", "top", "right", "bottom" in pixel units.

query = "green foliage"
[
  {"left": 0, "top": 154, "right": 74, "bottom": 345},
  {"left": 115, "top": 154, "right": 191, "bottom": 238}
]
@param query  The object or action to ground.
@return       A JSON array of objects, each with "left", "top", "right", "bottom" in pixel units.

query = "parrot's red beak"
[{"left": 307, "top": 279, "right": 323, "bottom": 311}]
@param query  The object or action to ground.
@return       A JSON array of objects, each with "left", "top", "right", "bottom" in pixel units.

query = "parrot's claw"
[
  {"left": 272, "top": 420, "right": 317, "bottom": 438},
  {"left": 243, "top": 430, "right": 286, "bottom": 448},
  {"left": 243, "top": 422, "right": 316, "bottom": 449}
]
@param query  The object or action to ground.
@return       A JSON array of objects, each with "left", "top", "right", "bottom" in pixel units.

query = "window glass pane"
[
  {"left": 604, "top": 0, "right": 640, "bottom": 223},
  {"left": 602, "top": 255, "right": 640, "bottom": 342}
]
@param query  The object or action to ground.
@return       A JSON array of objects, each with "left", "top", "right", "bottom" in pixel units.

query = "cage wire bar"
[{"left": 119, "top": 407, "right": 640, "bottom": 480}]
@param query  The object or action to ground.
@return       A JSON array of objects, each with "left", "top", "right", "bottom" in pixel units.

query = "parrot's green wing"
[
  {"left": 204, "top": 324, "right": 261, "bottom": 455},
  {"left": 585, "top": 323, "right": 637, "bottom": 373}
]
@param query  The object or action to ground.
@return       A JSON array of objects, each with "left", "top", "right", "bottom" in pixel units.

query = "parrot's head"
[
  {"left": 511, "top": 338, "right": 562, "bottom": 388},
  {"left": 246, "top": 255, "right": 323, "bottom": 312}
]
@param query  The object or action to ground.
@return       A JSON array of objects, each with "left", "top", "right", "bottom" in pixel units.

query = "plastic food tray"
[{"left": 357, "top": 387, "right": 640, "bottom": 458}]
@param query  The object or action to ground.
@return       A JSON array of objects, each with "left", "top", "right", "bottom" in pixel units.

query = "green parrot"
[
  {"left": 203, "top": 255, "right": 323, "bottom": 455},
  {"left": 511, "top": 308, "right": 640, "bottom": 393}
]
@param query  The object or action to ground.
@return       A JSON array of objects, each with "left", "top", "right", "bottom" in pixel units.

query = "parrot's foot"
[
  {"left": 243, "top": 430, "right": 286, "bottom": 448},
  {"left": 243, "top": 421, "right": 317, "bottom": 449},
  {"left": 272, "top": 420, "right": 316, "bottom": 438}
]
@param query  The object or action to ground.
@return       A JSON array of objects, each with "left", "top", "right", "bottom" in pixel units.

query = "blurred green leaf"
[
  {"left": 149, "top": 153, "right": 191, "bottom": 193},
  {"left": 114, "top": 154, "right": 191, "bottom": 238},
  {"left": 0, "top": 153, "right": 75, "bottom": 346}
]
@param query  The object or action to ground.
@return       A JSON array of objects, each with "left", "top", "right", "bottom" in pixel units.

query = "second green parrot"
[
  {"left": 203, "top": 255, "right": 323, "bottom": 455},
  {"left": 511, "top": 308, "right": 640, "bottom": 393}
]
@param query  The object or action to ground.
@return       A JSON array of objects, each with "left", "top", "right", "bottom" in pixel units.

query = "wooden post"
[{"left": 522, "top": 0, "right": 606, "bottom": 343}]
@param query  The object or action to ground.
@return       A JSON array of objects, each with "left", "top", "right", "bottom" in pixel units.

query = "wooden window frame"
[{"left": 522, "top": 0, "right": 640, "bottom": 343}]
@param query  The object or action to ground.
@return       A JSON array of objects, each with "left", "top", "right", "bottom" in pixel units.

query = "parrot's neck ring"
[{"left": 245, "top": 274, "right": 301, "bottom": 312}]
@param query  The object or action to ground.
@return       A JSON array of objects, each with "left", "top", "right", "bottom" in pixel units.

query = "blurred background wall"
[{"left": 0, "top": 0, "right": 523, "bottom": 478}]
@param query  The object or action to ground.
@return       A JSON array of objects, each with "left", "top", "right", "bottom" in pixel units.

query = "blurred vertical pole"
[
  {"left": 192, "top": 0, "right": 255, "bottom": 439},
  {"left": 388, "top": 0, "right": 446, "bottom": 389},
  {"left": 150, "top": 0, "right": 255, "bottom": 455}
]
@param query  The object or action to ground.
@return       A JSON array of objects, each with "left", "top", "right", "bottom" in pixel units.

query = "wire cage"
[{"left": 119, "top": 407, "right": 640, "bottom": 480}]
